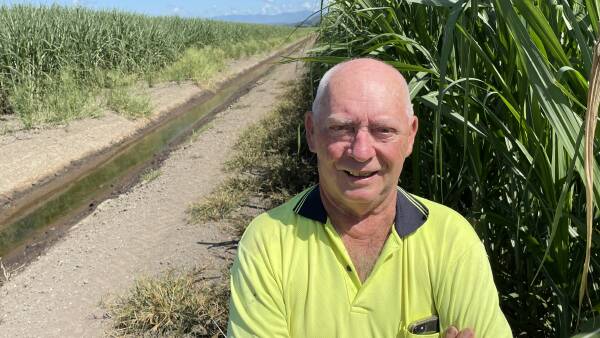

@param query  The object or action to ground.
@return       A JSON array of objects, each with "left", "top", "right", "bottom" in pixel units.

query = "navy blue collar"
[{"left": 293, "top": 185, "right": 429, "bottom": 238}]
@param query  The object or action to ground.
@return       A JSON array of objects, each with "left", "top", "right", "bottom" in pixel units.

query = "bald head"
[
  {"left": 304, "top": 57, "right": 419, "bottom": 216},
  {"left": 312, "top": 58, "right": 413, "bottom": 120}
]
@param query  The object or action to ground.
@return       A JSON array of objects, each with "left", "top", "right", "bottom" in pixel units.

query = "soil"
[
  {"left": 0, "top": 50, "right": 307, "bottom": 336},
  {"left": 0, "top": 40, "right": 306, "bottom": 211}
]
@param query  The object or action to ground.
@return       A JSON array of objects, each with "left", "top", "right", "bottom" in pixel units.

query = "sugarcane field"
[{"left": 0, "top": 1, "right": 599, "bottom": 337}]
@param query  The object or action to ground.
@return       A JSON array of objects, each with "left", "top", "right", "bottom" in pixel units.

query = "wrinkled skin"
[
  {"left": 305, "top": 59, "right": 417, "bottom": 219},
  {"left": 305, "top": 58, "right": 476, "bottom": 338}
]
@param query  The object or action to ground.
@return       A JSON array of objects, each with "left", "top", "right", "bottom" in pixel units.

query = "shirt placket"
[
  {"left": 322, "top": 219, "right": 361, "bottom": 304},
  {"left": 322, "top": 220, "right": 401, "bottom": 306},
  {"left": 352, "top": 227, "right": 400, "bottom": 306}
]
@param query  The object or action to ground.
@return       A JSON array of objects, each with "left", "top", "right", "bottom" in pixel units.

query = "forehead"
[{"left": 322, "top": 73, "right": 409, "bottom": 122}]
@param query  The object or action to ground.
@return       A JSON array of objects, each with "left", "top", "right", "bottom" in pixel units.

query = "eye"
[
  {"left": 373, "top": 127, "right": 396, "bottom": 135},
  {"left": 327, "top": 124, "right": 355, "bottom": 140},
  {"left": 376, "top": 127, "right": 393, "bottom": 133},
  {"left": 329, "top": 124, "right": 353, "bottom": 132}
]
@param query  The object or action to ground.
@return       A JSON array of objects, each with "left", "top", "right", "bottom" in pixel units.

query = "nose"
[{"left": 348, "top": 128, "right": 375, "bottom": 162}]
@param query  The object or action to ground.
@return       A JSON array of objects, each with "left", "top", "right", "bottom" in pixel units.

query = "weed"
[
  {"left": 0, "top": 257, "right": 25, "bottom": 286},
  {"left": 188, "top": 177, "right": 254, "bottom": 223},
  {"left": 105, "top": 88, "right": 151, "bottom": 119},
  {"left": 9, "top": 70, "right": 101, "bottom": 127},
  {"left": 189, "top": 76, "right": 316, "bottom": 227},
  {"left": 114, "top": 76, "right": 315, "bottom": 336},
  {"left": 160, "top": 47, "right": 227, "bottom": 87},
  {"left": 0, "top": 4, "right": 309, "bottom": 126},
  {"left": 140, "top": 168, "right": 161, "bottom": 183},
  {"left": 108, "top": 268, "right": 229, "bottom": 337}
]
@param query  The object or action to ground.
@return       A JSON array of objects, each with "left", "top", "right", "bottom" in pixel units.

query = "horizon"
[{"left": 0, "top": 0, "right": 324, "bottom": 18}]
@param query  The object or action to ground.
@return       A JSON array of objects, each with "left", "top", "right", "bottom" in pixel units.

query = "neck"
[{"left": 320, "top": 188, "right": 396, "bottom": 239}]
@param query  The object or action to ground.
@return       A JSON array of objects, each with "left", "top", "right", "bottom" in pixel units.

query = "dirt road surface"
[
  {"left": 0, "top": 41, "right": 302, "bottom": 213},
  {"left": 0, "top": 59, "right": 305, "bottom": 337}
]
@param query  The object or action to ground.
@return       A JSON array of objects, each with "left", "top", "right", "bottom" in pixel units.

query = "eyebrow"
[
  {"left": 325, "top": 116, "right": 355, "bottom": 125},
  {"left": 325, "top": 115, "right": 402, "bottom": 126}
]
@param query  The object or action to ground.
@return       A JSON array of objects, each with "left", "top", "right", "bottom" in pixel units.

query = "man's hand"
[{"left": 444, "top": 326, "right": 475, "bottom": 338}]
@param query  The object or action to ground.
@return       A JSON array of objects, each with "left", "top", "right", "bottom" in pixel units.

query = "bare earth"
[
  {"left": 0, "top": 57, "right": 305, "bottom": 336},
  {"left": 0, "top": 43, "right": 299, "bottom": 207}
]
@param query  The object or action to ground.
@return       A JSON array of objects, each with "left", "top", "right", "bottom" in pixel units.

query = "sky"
[{"left": 0, "top": 0, "right": 323, "bottom": 18}]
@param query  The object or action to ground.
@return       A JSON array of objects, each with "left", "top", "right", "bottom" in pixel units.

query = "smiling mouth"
[{"left": 343, "top": 170, "right": 378, "bottom": 178}]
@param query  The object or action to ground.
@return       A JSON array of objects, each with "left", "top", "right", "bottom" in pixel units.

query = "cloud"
[
  {"left": 223, "top": 0, "right": 323, "bottom": 16},
  {"left": 302, "top": 1, "right": 321, "bottom": 10},
  {"left": 261, "top": 2, "right": 282, "bottom": 15}
]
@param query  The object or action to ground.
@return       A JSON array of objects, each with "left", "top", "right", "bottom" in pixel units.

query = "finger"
[
  {"left": 456, "top": 328, "right": 475, "bottom": 338},
  {"left": 444, "top": 326, "right": 459, "bottom": 338}
]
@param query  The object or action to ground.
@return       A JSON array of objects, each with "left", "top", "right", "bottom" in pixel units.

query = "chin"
[{"left": 339, "top": 187, "right": 382, "bottom": 204}]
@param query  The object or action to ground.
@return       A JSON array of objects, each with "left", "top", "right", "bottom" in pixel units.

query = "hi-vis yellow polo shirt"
[{"left": 227, "top": 185, "right": 512, "bottom": 337}]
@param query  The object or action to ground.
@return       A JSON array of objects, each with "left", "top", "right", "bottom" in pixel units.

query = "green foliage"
[
  {"left": 140, "top": 168, "right": 161, "bottom": 183},
  {"left": 105, "top": 88, "right": 151, "bottom": 118},
  {"left": 225, "top": 77, "right": 317, "bottom": 204},
  {"left": 108, "top": 269, "right": 229, "bottom": 337},
  {"left": 307, "top": 0, "right": 600, "bottom": 336},
  {"left": 160, "top": 34, "right": 304, "bottom": 86},
  {"left": 188, "top": 177, "right": 254, "bottom": 223},
  {"left": 189, "top": 78, "right": 317, "bottom": 233},
  {"left": 0, "top": 4, "right": 304, "bottom": 125},
  {"left": 161, "top": 46, "right": 228, "bottom": 85},
  {"left": 115, "top": 78, "right": 315, "bottom": 336},
  {"left": 9, "top": 69, "right": 101, "bottom": 127}
]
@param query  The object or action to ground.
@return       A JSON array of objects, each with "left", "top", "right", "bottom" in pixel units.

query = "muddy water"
[{"left": 0, "top": 38, "right": 309, "bottom": 261}]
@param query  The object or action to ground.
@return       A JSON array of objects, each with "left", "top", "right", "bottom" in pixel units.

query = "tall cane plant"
[{"left": 306, "top": 0, "right": 600, "bottom": 336}]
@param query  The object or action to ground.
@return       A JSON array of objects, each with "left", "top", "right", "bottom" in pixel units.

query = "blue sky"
[{"left": 0, "top": 0, "right": 323, "bottom": 17}]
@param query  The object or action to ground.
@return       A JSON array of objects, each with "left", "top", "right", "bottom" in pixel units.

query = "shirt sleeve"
[
  {"left": 227, "top": 238, "right": 289, "bottom": 337},
  {"left": 435, "top": 241, "right": 513, "bottom": 338}
]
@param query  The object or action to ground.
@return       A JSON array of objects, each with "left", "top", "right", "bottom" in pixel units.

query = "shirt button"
[{"left": 346, "top": 265, "right": 352, "bottom": 272}]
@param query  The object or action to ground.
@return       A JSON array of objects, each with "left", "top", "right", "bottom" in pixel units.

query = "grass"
[
  {"left": 9, "top": 69, "right": 102, "bottom": 127},
  {"left": 185, "top": 121, "right": 215, "bottom": 145},
  {"left": 188, "top": 177, "right": 254, "bottom": 224},
  {"left": 105, "top": 90, "right": 151, "bottom": 119},
  {"left": 107, "top": 269, "right": 229, "bottom": 337},
  {"left": 0, "top": 4, "right": 309, "bottom": 127},
  {"left": 161, "top": 47, "right": 228, "bottom": 86},
  {"left": 140, "top": 168, "right": 161, "bottom": 184},
  {"left": 188, "top": 76, "right": 316, "bottom": 232},
  {"left": 306, "top": 0, "right": 600, "bottom": 336},
  {"left": 186, "top": 76, "right": 319, "bottom": 226},
  {"left": 110, "top": 76, "right": 315, "bottom": 336},
  {"left": 159, "top": 34, "right": 303, "bottom": 89}
]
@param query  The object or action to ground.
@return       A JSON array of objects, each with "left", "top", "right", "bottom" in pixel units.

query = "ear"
[
  {"left": 305, "top": 111, "right": 317, "bottom": 153},
  {"left": 404, "top": 115, "right": 418, "bottom": 156}
]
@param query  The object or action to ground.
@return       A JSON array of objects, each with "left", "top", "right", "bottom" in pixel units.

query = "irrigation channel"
[
  {"left": 0, "top": 37, "right": 311, "bottom": 267},
  {"left": 0, "top": 38, "right": 310, "bottom": 336}
]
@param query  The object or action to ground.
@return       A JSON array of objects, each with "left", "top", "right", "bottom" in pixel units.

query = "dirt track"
[
  {"left": 0, "top": 42, "right": 300, "bottom": 216},
  {"left": 0, "top": 57, "right": 305, "bottom": 337}
]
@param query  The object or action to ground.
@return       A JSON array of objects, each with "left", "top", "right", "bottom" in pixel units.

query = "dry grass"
[
  {"left": 188, "top": 76, "right": 316, "bottom": 231},
  {"left": 107, "top": 269, "right": 229, "bottom": 337},
  {"left": 188, "top": 177, "right": 254, "bottom": 223},
  {"left": 0, "top": 257, "right": 25, "bottom": 287},
  {"left": 110, "top": 75, "right": 315, "bottom": 337},
  {"left": 140, "top": 168, "right": 161, "bottom": 184}
]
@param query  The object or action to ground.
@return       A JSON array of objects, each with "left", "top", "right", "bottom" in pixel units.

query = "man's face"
[{"left": 305, "top": 65, "right": 418, "bottom": 212}]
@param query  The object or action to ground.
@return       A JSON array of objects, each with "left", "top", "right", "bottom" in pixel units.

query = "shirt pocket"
[
  {"left": 400, "top": 330, "right": 440, "bottom": 338},
  {"left": 400, "top": 314, "right": 440, "bottom": 338}
]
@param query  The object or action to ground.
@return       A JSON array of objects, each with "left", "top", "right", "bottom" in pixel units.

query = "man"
[{"left": 227, "top": 58, "right": 512, "bottom": 337}]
